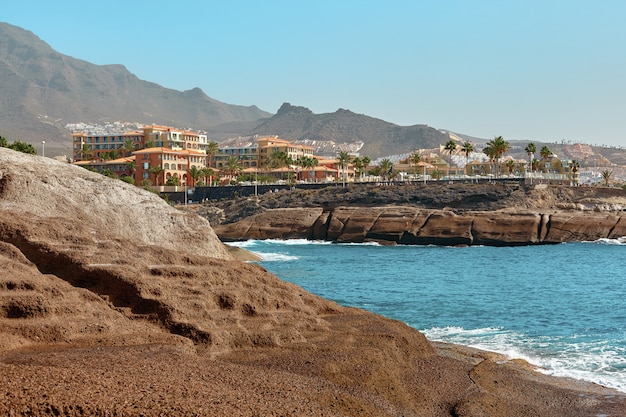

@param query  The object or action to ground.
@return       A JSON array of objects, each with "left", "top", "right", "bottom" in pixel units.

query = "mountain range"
[
  {"left": 0, "top": 22, "right": 456, "bottom": 159},
  {"left": 0, "top": 22, "right": 269, "bottom": 155},
  {"left": 3, "top": 21, "right": 626, "bottom": 166}
]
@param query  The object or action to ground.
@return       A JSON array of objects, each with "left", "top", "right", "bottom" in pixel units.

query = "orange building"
[
  {"left": 134, "top": 147, "right": 207, "bottom": 187},
  {"left": 72, "top": 125, "right": 209, "bottom": 163},
  {"left": 72, "top": 131, "right": 143, "bottom": 161},
  {"left": 257, "top": 136, "right": 315, "bottom": 167},
  {"left": 73, "top": 156, "right": 135, "bottom": 178}
]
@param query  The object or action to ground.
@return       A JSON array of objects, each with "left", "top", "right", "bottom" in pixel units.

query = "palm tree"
[
  {"left": 532, "top": 158, "right": 540, "bottom": 172},
  {"left": 461, "top": 142, "right": 474, "bottom": 169},
  {"left": 540, "top": 145, "right": 552, "bottom": 160},
  {"left": 295, "top": 156, "right": 318, "bottom": 182},
  {"left": 165, "top": 176, "right": 180, "bottom": 186},
  {"left": 148, "top": 165, "right": 165, "bottom": 187},
  {"left": 361, "top": 156, "right": 371, "bottom": 181},
  {"left": 79, "top": 143, "right": 93, "bottom": 160},
  {"left": 201, "top": 166, "right": 215, "bottom": 186},
  {"left": 126, "top": 161, "right": 136, "bottom": 177},
  {"left": 122, "top": 138, "right": 136, "bottom": 157},
  {"left": 506, "top": 159, "right": 516, "bottom": 174},
  {"left": 409, "top": 152, "right": 421, "bottom": 179},
  {"left": 269, "top": 150, "right": 288, "bottom": 168},
  {"left": 570, "top": 160, "right": 580, "bottom": 186},
  {"left": 268, "top": 150, "right": 293, "bottom": 182},
  {"left": 351, "top": 157, "right": 363, "bottom": 182},
  {"left": 524, "top": 143, "right": 536, "bottom": 173},
  {"left": 601, "top": 170, "right": 613, "bottom": 187},
  {"left": 337, "top": 151, "right": 352, "bottom": 187},
  {"left": 430, "top": 169, "right": 444, "bottom": 180},
  {"left": 187, "top": 165, "right": 203, "bottom": 186},
  {"left": 351, "top": 156, "right": 372, "bottom": 182},
  {"left": 206, "top": 141, "right": 219, "bottom": 167},
  {"left": 444, "top": 140, "right": 457, "bottom": 177},
  {"left": 225, "top": 155, "right": 243, "bottom": 182},
  {"left": 378, "top": 158, "right": 394, "bottom": 182},
  {"left": 483, "top": 136, "right": 509, "bottom": 178},
  {"left": 482, "top": 145, "right": 497, "bottom": 179}
]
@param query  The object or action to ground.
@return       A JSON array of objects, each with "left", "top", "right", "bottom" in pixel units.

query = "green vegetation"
[
  {"left": 206, "top": 141, "right": 219, "bottom": 167},
  {"left": 121, "top": 175, "right": 135, "bottom": 184},
  {"left": 525, "top": 143, "right": 536, "bottom": 172},
  {"left": 376, "top": 158, "right": 394, "bottom": 181},
  {"left": 482, "top": 136, "right": 510, "bottom": 178},
  {"left": 187, "top": 165, "right": 203, "bottom": 185},
  {"left": 352, "top": 156, "right": 371, "bottom": 182},
  {"left": 430, "top": 169, "right": 444, "bottom": 180},
  {"left": 122, "top": 138, "right": 136, "bottom": 157},
  {"left": 148, "top": 166, "right": 165, "bottom": 187},
  {"left": 338, "top": 151, "right": 352, "bottom": 187},
  {"left": 461, "top": 142, "right": 474, "bottom": 166},
  {"left": 0, "top": 136, "right": 37, "bottom": 154},
  {"left": 601, "top": 170, "right": 613, "bottom": 187}
]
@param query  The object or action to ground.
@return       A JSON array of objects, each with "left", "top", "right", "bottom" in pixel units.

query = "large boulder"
[{"left": 0, "top": 149, "right": 230, "bottom": 259}]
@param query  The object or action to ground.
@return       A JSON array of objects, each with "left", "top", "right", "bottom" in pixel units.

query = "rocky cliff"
[
  {"left": 1, "top": 148, "right": 625, "bottom": 416},
  {"left": 211, "top": 184, "right": 626, "bottom": 245}
]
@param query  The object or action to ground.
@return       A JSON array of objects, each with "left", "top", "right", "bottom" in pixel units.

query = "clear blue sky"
[{"left": 3, "top": 1, "right": 626, "bottom": 146}]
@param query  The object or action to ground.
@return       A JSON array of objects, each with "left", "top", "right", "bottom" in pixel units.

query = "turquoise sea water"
[{"left": 228, "top": 239, "right": 626, "bottom": 393}]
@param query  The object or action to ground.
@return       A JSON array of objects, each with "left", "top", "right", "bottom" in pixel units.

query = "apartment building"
[
  {"left": 72, "top": 130, "right": 143, "bottom": 161},
  {"left": 72, "top": 125, "right": 209, "bottom": 162},
  {"left": 214, "top": 145, "right": 260, "bottom": 170},
  {"left": 72, "top": 156, "right": 135, "bottom": 178},
  {"left": 142, "top": 126, "right": 209, "bottom": 153},
  {"left": 134, "top": 147, "right": 207, "bottom": 187},
  {"left": 257, "top": 136, "right": 315, "bottom": 167}
]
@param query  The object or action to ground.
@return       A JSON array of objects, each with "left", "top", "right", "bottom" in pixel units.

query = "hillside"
[
  {"left": 248, "top": 103, "right": 450, "bottom": 158},
  {"left": 0, "top": 22, "right": 270, "bottom": 156}
]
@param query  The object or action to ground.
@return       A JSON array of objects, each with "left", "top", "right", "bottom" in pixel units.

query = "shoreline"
[{"left": 237, "top": 239, "right": 626, "bottom": 395}]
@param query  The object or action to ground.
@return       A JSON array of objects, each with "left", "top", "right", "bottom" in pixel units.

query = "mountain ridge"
[
  {"left": 247, "top": 102, "right": 450, "bottom": 158},
  {"left": 0, "top": 22, "right": 271, "bottom": 155},
  {"left": 0, "top": 22, "right": 454, "bottom": 159}
]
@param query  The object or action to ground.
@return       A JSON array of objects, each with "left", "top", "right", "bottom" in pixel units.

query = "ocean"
[{"left": 228, "top": 239, "right": 626, "bottom": 393}]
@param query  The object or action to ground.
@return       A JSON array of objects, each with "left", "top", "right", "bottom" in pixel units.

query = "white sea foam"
[
  {"left": 254, "top": 252, "right": 300, "bottom": 262},
  {"left": 422, "top": 326, "right": 626, "bottom": 393},
  {"left": 594, "top": 237, "right": 626, "bottom": 245},
  {"left": 225, "top": 241, "right": 256, "bottom": 248},
  {"left": 265, "top": 239, "right": 333, "bottom": 246}
]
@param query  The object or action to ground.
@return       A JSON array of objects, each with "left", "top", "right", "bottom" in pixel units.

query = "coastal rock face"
[
  {"left": 215, "top": 206, "right": 626, "bottom": 245},
  {"left": 0, "top": 149, "right": 230, "bottom": 259},
  {"left": 1, "top": 148, "right": 625, "bottom": 416}
]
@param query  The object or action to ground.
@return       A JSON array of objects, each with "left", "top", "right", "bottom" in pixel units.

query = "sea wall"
[{"left": 214, "top": 206, "right": 626, "bottom": 245}]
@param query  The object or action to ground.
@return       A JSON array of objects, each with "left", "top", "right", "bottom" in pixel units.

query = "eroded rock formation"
[
  {"left": 1, "top": 148, "right": 625, "bottom": 416},
  {"left": 215, "top": 200, "right": 626, "bottom": 245}
]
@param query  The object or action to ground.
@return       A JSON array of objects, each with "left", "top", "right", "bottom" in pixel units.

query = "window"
[{"left": 143, "top": 162, "right": 149, "bottom": 169}]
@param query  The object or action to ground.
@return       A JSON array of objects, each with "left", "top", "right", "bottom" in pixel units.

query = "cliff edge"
[
  {"left": 210, "top": 183, "right": 626, "bottom": 245},
  {"left": 1, "top": 148, "right": 625, "bottom": 416}
]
